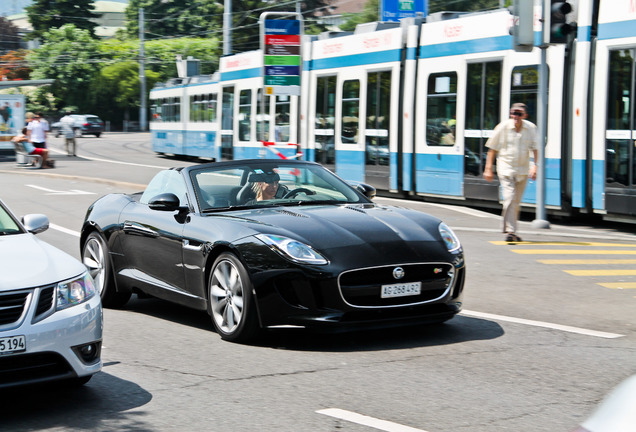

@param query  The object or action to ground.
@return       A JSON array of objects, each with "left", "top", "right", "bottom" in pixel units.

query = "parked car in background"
[
  {"left": 0, "top": 198, "right": 102, "bottom": 388},
  {"left": 52, "top": 114, "right": 104, "bottom": 138}
]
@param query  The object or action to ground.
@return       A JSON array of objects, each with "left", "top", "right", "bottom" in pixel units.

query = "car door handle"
[
  {"left": 123, "top": 221, "right": 158, "bottom": 237},
  {"left": 182, "top": 239, "right": 203, "bottom": 251}
]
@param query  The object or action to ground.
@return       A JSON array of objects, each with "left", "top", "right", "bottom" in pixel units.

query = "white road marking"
[
  {"left": 461, "top": 310, "right": 624, "bottom": 339},
  {"left": 317, "top": 408, "right": 428, "bottom": 432},
  {"left": 49, "top": 223, "right": 80, "bottom": 238},
  {"left": 26, "top": 184, "right": 95, "bottom": 195}
]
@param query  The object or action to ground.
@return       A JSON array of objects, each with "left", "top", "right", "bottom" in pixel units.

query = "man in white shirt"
[
  {"left": 483, "top": 103, "right": 538, "bottom": 242},
  {"left": 26, "top": 112, "right": 48, "bottom": 149}
]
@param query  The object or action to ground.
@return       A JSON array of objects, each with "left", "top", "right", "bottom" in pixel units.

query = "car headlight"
[
  {"left": 255, "top": 234, "right": 328, "bottom": 265},
  {"left": 57, "top": 272, "right": 97, "bottom": 310},
  {"left": 438, "top": 222, "right": 461, "bottom": 252}
]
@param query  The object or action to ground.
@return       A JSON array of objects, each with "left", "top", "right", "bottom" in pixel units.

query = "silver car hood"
[{"left": 0, "top": 233, "right": 86, "bottom": 291}]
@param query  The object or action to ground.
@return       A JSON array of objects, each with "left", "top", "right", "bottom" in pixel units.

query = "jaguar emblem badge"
[{"left": 392, "top": 267, "right": 405, "bottom": 280}]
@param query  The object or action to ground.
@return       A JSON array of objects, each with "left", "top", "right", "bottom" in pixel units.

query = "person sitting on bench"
[{"left": 12, "top": 127, "right": 51, "bottom": 168}]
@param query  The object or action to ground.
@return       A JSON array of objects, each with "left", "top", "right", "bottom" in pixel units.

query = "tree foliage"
[
  {"left": 428, "top": 0, "right": 503, "bottom": 13},
  {"left": 25, "top": 0, "right": 100, "bottom": 41},
  {"left": 89, "top": 61, "right": 160, "bottom": 121},
  {"left": 27, "top": 25, "right": 99, "bottom": 111},
  {"left": 125, "top": 0, "right": 331, "bottom": 54},
  {"left": 0, "top": 17, "right": 21, "bottom": 53},
  {"left": 339, "top": 0, "right": 379, "bottom": 32}
]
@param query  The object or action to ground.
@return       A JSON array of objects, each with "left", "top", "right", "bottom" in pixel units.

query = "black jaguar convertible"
[{"left": 80, "top": 159, "right": 465, "bottom": 342}]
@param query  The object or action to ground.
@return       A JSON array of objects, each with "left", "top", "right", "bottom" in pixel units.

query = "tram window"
[
  {"left": 605, "top": 49, "right": 634, "bottom": 187},
  {"left": 342, "top": 80, "right": 360, "bottom": 144},
  {"left": 315, "top": 76, "right": 336, "bottom": 164},
  {"left": 190, "top": 95, "right": 198, "bottom": 122},
  {"left": 510, "top": 65, "right": 540, "bottom": 125},
  {"left": 238, "top": 89, "right": 251, "bottom": 141},
  {"left": 222, "top": 87, "right": 234, "bottom": 131},
  {"left": 366, "top": 71, "right": 391, "bottom": 166},
  {"left": 607, "top": 50, "right": 632, "bottom": 130},
  {"left": 275, "top": 95, "right": 290, "bottom": 142},
  {"left": 465, "top": 62, "right": 502, "bottom": 177},
  {"left": 257, "top": 90, "right": 271, "bottom": 141},
  {"left": 207, "top": 93, "right": 217, "bottom": 123},
  {"left": 151, "top": 98, "right": 162, "bottom": 122},
  {"left": 426, "top": 72, "right": 457, "bottom": 146}
]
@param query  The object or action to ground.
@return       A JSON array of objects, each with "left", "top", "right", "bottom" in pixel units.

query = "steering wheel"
[{"left": 283, "top": 188, "right": 316, "bottom": 199}]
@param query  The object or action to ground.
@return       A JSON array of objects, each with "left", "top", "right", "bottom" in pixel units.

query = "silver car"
[{"left": 0, "top": 199, "right": 102, "bottom": 388}]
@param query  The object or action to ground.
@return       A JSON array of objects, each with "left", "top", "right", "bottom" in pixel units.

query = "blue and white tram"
[
  {"left": 150, "top": 50, "right": 301, "bottom": 162},
  {"left": 590, "top": 0, "right": 636, "bottom": 220},
  {"left": 149, "top": 0, "right": 636, "bottom": 223}
]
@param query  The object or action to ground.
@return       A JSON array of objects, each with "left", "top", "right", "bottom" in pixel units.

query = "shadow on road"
[{"left": 0, "top": 371, "right": 153, "bottom": 431}]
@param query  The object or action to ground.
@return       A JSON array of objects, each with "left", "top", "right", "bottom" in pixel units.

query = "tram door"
[
  {"left": 220, "top": 86, "right": 234, "bottom": 160},
  {"left": 365, "top": 71, "right": 391, "bottom": 190},
  {"left": 463, "top": 61, "right": 502, "bottom": 200},
  {"left": 604, "top": 49, "right": 636, "bottom": 215},
  {"left": 314, "top": 76, "right": 336, "bottom": 172}
]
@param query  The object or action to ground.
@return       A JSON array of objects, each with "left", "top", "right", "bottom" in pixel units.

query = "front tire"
[
  {"left": 82, "top": 232, "right": 131, "bottom": 308},
  {"left": 208, "top": 253, "right": 259, "bottom": 343}
]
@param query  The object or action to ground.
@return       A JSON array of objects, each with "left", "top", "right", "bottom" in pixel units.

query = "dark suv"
[{"left": 52, "top": 114, "right": 104, "bottom": 138}]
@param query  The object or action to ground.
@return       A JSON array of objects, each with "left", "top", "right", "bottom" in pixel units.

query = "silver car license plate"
[{"left": 0, "top": 335, "right": 26, "bottom": 355}]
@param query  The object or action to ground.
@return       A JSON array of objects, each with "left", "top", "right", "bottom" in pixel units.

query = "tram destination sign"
[
  {"left": 262, "top": 16, "right": 301, "bottom": 96},
  {"left": 381, "top": 0, "right": 428, "bottom": 22}
]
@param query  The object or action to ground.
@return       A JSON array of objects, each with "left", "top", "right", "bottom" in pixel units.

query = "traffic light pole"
[{"left": 533, "top": 4, "right": 550, "bottom": 230}]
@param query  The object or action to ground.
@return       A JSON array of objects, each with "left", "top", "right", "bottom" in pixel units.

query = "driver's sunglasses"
[{"left": 510, "top": 110, "right": 524, "bottom": 116}]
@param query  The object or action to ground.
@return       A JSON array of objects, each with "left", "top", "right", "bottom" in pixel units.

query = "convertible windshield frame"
[{"left": 187, "top": 159, "right": 370, "bottom": 212}]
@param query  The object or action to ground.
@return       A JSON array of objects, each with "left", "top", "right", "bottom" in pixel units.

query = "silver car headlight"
[
  {"left": 255, "top": 234, "right": 328, "bottom": 265},
  {"left": 57, "top": 272, "right": 97, "bottom": 310},
  {"left": 438, "top": 222, "right": 461, "bottom": 252}
]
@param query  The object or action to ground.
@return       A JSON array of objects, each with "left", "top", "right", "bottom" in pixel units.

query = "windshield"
[
  {"left": 190, "top": 161, "right": 369, "bottom": 211},
  {"left": 0, "top": 202, "right": 22, "bottom": 235}
]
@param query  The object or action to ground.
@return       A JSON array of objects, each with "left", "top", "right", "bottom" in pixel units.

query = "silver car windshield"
[{"left": 0, "top": 202, "right": 23, "bottom": 235}]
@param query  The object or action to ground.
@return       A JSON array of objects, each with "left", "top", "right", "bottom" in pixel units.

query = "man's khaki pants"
[{"left": 498, "top": 174, "right": 528, "bottom": 234}]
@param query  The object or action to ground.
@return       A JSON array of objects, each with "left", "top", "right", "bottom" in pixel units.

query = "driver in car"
[{"left": 253, "top": 172, "right": 280, "bottom": 201}]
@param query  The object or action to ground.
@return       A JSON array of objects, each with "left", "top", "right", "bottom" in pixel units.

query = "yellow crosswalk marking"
[
  {"left": 511, "top": 250, "right": 636, "bottom": 254},
  {"left": 539, "top": 259, "right": 636, "bottom": 264},
  {"left": 597, "top": 282, "right": 636, "bottom": 289},
  {"left": 490, "top": 241, "right": 636, "bottom": 247},
  {"left": 564, "top": 269, "right": 636, "bottom": 276}
]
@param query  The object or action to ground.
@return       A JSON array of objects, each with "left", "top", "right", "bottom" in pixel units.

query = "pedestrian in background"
[
  {"left": 60, "top": 111, "right": 76, "bottom": 156},
  {"left": 26, "top": 112, "right": 48, "bottom": 149},
  {"left": 483, "top": 102, "right": 538, "bottom": 242}
]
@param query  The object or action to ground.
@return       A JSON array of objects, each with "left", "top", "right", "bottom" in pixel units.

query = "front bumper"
[{"left": 0, "top": 288, "right": 103, "bottom": 389}]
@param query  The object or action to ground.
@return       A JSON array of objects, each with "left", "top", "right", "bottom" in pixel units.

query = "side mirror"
[
  {"left": 22, "top": 214, "right": 49, "bottom": 234},
  {"left": 355, "top": 183, "right": 376, "bottom": 200},
  {"left": 148, "top": 193, "right": 184, "bottom": 211}
]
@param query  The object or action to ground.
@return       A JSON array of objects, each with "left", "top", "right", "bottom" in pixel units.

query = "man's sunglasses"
[{"left": 510, "top": 110, "right": 524, "bottom": 116}]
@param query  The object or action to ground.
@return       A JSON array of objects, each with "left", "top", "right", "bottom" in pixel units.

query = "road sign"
[{"left": 261, "top": 15, "right": 302, "bottom": 96}]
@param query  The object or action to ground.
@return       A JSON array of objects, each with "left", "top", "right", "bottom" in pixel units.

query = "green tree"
[
  {"left": 125, "top": 0, "right": 224, "bottom": 39},
  {"left": 26, "top": 0, "right": 100, "bottom": 41},
  {"left": 428, "top": 0, "right": 502, "bottom": 13},
  {"left": 89, "top": 61, "right": 160, "bottom": 124},
  {"left": 125, "top": 0, "right": 331, "bottom": 54},
  {"left": 27, "top": 24, "right": 99, "bottom": 111},
  {"left": 339, "top": 0, "right": 379, "bottom": 32}
]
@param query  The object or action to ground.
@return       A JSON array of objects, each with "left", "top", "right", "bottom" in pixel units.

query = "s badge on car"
[{"left": 393, "top": 267, "right": 405, "bottom": 279}]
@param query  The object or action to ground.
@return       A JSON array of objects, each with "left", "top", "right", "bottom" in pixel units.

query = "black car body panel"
[{"left": 81, "top": 159, "right": 465, "bottom": 339}]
